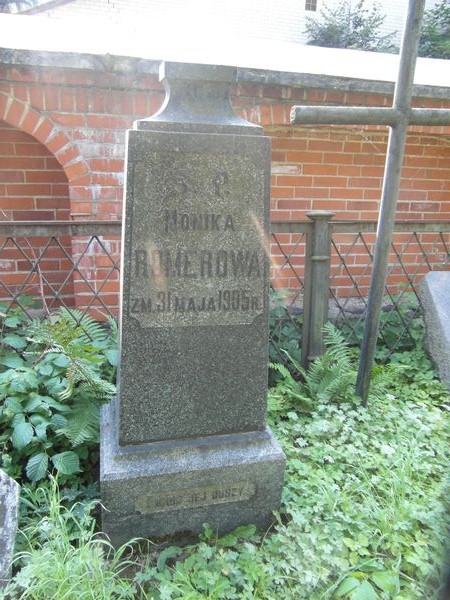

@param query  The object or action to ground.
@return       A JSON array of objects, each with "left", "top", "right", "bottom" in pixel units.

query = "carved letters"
[
  {"left": 135, "top": 481, "right": 256, "bottom": 514},
  {"left": 134, "top": 248, "right": 262, "bottom": 279},
  {"left": 127, "top": 154, "right": 265, "bottom": 327}
]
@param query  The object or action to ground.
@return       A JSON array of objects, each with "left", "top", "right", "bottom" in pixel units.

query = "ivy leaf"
[
  {"left": 22, "top": 370, "right": 38, "bottom": 388},
  {"left": 4, "top": 315, "right": 22, "bottom": 327},
  {"left": 371, "top": 570, "right": 399, "bottom": 594},
  {"left": 219, "top": 524, "right": 257, "bottom": 546},
  {"left": 37, "top": 363, "right": 53, "bottom": 376},
  {"left": 50, "top": 414, "right": 68, "bottom": 429},
  {"left": 51, "top": 451, "right": 80, "bottom": 475},
  {"left": 53, "top": 355, "right": 70, "bottom": 368},
  {"left": 1, "top": 353, "right": 25, "bottom": 369},
  {"left": 24, "top": 395, "right": 46, "bottom": 413},
  {"left": 12, "top": 421, "right": 34, "bottom": 449},
  {"left": 5, "top": 396, "right": 24, "bottom": 414},
  {"left": 104, "top": 349, "right": 118, "bottom": 367},
  {"left": 156, "top": 546, "right": 182, "bottom": 572},
  {"left": 2, "top": 334, "right": 27, "bottom": 350},
  {"left": 42, "top": 377, "right": 65, "bottom": 397},
  {"left": 336, "top": 576, "right": 360, "bottom": 597},
  {"left": 29, "top": 414, "right": 48, "bottom": 426},
  {"left": 34, "top": 422, "right": 49, "bottom": 441},
  {"left": 9, "top": 377, "right": 28, "bottom": 393},
  {"left": 0, "top": 370, "right": 13, "bottom": 384},
  {"left": 44, "top": 397, "right": 72, "bottom": 412},
  {"left": 11, "top": 413, "right": 25, "bottom": 427},
  {"left": 26, "top": 453, "right": 49, "bottom": 482},
  {"left": 351, "top": 581, "right": 378, "bottom": 600},
  {"left": 342, "top": 537, "right": 355, "bottom": 549}
]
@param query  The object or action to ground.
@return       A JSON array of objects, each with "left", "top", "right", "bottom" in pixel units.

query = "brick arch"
[
  {"left": 0, "top": 118, "right": 77, "bottom": 309},
  {"left": 0, "top": 92, "right": 93, "bottom": 211}
]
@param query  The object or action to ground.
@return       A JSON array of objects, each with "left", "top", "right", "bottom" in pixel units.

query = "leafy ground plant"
[
  {"left": 0, "top": 306, "right": 117, "bottom": 484},
  {"left": 5, "top": 319, "right": 450, "bottom": 599}
]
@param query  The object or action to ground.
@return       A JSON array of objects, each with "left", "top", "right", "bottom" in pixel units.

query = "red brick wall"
[
  {"left": 269, "top": 128, "right": 450, "bottom": 221},
  {"left": 0, "top": 120, "right": 70, "bottom": 220},
  {"left": 1, "top": 66, "right": 448, "bottom": 223},
  {"left": 0, "top": 62, "right": 449, "bottom": 305},
  {"left": 0, "top": 119, "right": 74, "bottom": 308}
]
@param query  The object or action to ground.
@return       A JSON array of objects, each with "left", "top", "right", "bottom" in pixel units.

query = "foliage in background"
[
  {"left": 0, "top": 305, "right": 117, "bottom": 484},
  {"left": 304, "top": 0, "right": 397, "bottom": 53},
  {"left": 419, "top": 0, "right": 450, "bottom": 59},
  {"left": 269, "top": 292, "right": 424, "bottom": 385},
  {"left": 268, "top": 291, "right": 302, "bottom": 385},
  {"left": 0, "top": 0, "right": 35, "bottom": 13},
  {"left": 142, "top": 336, "right": 450, "bottom": 599},
  {"left": 338, "top": 293, "right": 424, "bottom": 361}
]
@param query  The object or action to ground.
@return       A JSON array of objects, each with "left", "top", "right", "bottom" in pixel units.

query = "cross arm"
[{"left": 290, "top": 106, "right": 450, "bottom": 127}]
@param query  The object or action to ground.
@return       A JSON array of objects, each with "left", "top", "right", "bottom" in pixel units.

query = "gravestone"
[
  {"left": 0, "top": 469, "right": 20, "bottom": 589},
  {"left": 420, "top": 271, "right": 450, "bottom": 390},
  {"left": 100, "top": 61, "right": 285, "bottom": 545}
]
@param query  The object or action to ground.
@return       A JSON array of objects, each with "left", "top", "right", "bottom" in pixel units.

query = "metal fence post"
[{"left": 301, "top": 211, "right": 334, "bottom": 369}]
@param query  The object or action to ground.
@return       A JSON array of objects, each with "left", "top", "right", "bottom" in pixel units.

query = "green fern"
[
  {"left": 24, "top": 309, "right": 117, "bottom": 451},
  {"left": 57, "top": 396, "right": 101, "bottom": 446},
  {"left": 274, "top": 322, "right": 405, "bottom": 409},
  {"left": 301, "top": 324, "right": 357, "bottom": 405},
  {"left": 369, "top": 361, "right": 406, "bottom": 401},
  {"left": 27, "top": 309, "right": 115, "bottom": 403},
  {"left": 57, "top": 307, "right": 109, "bottom": 345},
  {"left": 269, "top": 361, "right": 292, "bottom": 381},
  {"left": 273, "top": 322, "right": 358, "bottom": 408},
  {"left": 60, "top": 357, "right": 116, "bottom": 402},
  {"left": 107, "top": 315, "right": 119, "bottom": 346},
  {"left": 269, "top": 361, "right": 313, "bottom": 411}
]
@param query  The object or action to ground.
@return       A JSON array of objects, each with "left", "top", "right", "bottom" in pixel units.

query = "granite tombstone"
[
  {"left": 420, "top": 271, "right": 450, "bottom": 390},
  {"left": 0, "top": 469, "right": 20, "bottom": 589},
  {"left": 100, "top": 62, "right": 285, "bottom": 545}
]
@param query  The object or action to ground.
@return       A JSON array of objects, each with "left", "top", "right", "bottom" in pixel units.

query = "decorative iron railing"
[{"left": 1, "top": 217, "right": 449, "bottom": 363}]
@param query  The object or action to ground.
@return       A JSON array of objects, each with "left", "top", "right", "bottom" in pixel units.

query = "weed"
[{"left": 2, "top": 478, "right": 146, "bottom": 600}]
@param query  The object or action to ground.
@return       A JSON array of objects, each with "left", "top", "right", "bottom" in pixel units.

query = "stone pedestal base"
[{"left": 100, "top": 403, "right": 285, "bottom": 547}]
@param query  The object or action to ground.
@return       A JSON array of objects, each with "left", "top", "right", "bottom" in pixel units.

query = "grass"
[{"left": 2, "top": 480, "right": 148, "bottom": 600}]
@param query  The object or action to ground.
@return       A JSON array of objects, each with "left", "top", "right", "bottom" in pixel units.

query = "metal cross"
[{"left": 291, "top": 0, "right": 450, "bottom": 403}]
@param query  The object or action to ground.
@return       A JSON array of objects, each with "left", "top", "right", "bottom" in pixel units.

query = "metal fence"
[
  {"left": 0, "top": 221, "right": 121, "bottom": 322},
  {"left": 1, "top": 217, "right": 449, "bottom": 364},
  {"left": 270, "top": 214, "right": 450, "bottom": 367}
]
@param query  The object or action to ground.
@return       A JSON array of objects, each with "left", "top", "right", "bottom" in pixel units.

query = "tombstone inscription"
[{"left": 100, "top": 62, "right": 285, "bottom": 545}]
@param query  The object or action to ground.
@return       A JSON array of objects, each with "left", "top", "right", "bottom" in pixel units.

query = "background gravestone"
[
  {"left": 0, "top": 469, "right": 20, "bottom": 589},
  {"left": 420, "top": 271, "right": 450, "bottom": 390},
  {"left": 100, "top": 62, "right": 285, "bottom": 545}
]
